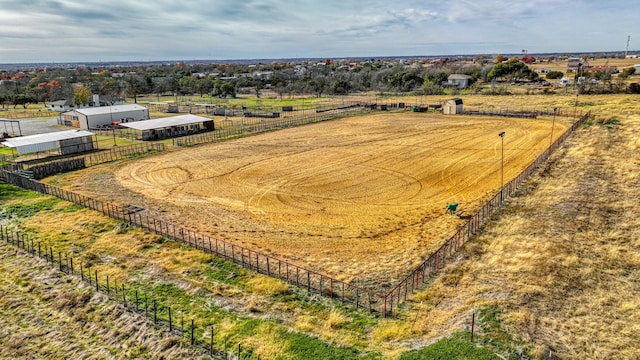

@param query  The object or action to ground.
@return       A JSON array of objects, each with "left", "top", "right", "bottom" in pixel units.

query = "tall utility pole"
[
  {"left": 550, "top": 107, "right": 557, "bottom": 148},
  {"left": 626, "top": 35, "right": 631, "bottom": 58},
  {"left": 498, "top": 131, "right": 505, "bottom": 203}
]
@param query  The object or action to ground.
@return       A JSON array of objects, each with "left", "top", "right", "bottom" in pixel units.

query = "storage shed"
[
  {"left": 443, "top": 98, "right": 464, "bottom": 115},
  {"left": 62, "top": 104, "right": 149, "bottom": 129},
  {"left": 1, "top": 130, "right": 95, "bottom": 156},
  {"left": 119, "top": 114, "right": 214, "bottom": 141}
]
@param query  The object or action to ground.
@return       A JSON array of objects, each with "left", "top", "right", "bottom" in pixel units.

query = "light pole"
[
  {"left": 550, "top": 107, "right": 557, "bottom": 148},
  {"left": 498, "top": 131, "right": 505, "bottom": 203}
]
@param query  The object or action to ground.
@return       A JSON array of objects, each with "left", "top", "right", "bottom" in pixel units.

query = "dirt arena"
[{"left": 65, "top": 112, "right": 569, "bottom": 289}]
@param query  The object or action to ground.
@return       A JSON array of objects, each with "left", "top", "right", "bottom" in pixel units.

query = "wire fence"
[
  {"left": 380, "top": 111, "right": 590, "bottom": 314},
  {"left": 0, "top": 109, "right": 59, "bottom": 119},
  {"left": 19, "top": 143, "right": 165, "bottom": 170},
  {"left": 0, "top": 110, "right": 591, "bottom": 317},
  {"left": 0, "top": 171, "right": 385, "bottom": 313},
  {"left": 0, "top": 225, "right": 273, "bottom": 359},
  {"left": 173, "top": 103, "right": 368, "bottom": 147}
]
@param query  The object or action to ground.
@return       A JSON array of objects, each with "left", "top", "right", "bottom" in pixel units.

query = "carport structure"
[
  {"left": 1, "top": 129, "right": 95, "bottom": 156},
  {"left": 1, "top": 119, "right": 23, "bottom": 137},
  {"left": 119, "top": 114, "right": 214, "bottom": 141}
]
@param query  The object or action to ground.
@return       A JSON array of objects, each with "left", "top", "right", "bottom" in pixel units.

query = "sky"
[{"left": 0, "top": 0, "right": 638, "bottom": 63}]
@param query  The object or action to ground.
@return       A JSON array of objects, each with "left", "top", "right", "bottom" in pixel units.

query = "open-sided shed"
[
  {"left": 1, "top": 130, "right": 95, "bottom": 156},
  {"left": 119, "top": 114, "right": 214, "bottom": 140}
]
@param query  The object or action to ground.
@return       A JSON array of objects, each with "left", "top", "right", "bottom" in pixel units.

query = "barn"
[
  {"left": 1, "top": 130, "right": 95, "bottom": 156},
  {"left": 443, "top": 98, "right": 464, "bottom": 115},
  {"left": 118, "top": 114, "right": 214, "bottom": 141},
  {"left": 62, "top": 104, "right": 149, "bottom": 130}
]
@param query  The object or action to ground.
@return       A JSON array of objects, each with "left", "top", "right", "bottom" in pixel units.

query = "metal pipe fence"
[
  {"left": 173, "top": 104, "right": 368, "bottom": 147},
  {"left": 380, "top": 111, "right": 590, "bottom": 315},
  {"left": 19, "top": 143, "right": 165, "bottom": 170},
  {"left": 0, "top": 110, "right": 591, "bottom": 317}
]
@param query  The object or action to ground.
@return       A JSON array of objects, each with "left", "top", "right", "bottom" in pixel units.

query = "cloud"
[{"left": 0, "top": 0, "right": 637, "bottom": 62}]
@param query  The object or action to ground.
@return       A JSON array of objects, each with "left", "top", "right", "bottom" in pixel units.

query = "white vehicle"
[{"left": 559, "top": 77, "right": 571, "bottom": 86}]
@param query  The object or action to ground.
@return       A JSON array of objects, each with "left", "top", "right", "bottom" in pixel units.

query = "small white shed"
[{"left": 443, "top": 98, "right": 464, "bottom": 115}]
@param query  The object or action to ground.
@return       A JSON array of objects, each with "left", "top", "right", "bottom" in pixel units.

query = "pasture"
[{"left": 57, "top": 111, "right": 569, "bottom": 290}]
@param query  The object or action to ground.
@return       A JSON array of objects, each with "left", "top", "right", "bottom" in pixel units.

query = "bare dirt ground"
[{"left": 58, "top": 112, "right": 569, "bottom": 290}]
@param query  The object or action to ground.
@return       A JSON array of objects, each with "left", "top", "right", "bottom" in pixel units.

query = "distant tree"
[
  {"left": 487, "top": 58, "right": 538, "bottom": 82},
  {"left": 178, "top": 76, "right": 197, "bottom": 95},
  {"left": 125, "top": 75, "right": 148, "bottom": 103},
  {"left": 72, "top": 83, "right": 92, "bottom": 106},
  {"left": 195, "top": 77, "right": 214, "bottom": 97},
  {"left": 211, "top": 80, "right": 235, "bottom": 98},
  {"left": 329, "top": 79, "right": 351, "bottom": 95},
  {"left": 619, "top": 67, "right": 636, "bottom": 79},
  {"left": 546, "top": 71, "right": 564, "bottom": 79}
]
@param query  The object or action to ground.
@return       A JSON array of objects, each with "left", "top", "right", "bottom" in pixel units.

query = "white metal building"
[
  {"left": 1, "top": 130, "right": 95, "bottom": 155},
  {"left": 62, "top": 104, "right": 149, "bottom": 129}
]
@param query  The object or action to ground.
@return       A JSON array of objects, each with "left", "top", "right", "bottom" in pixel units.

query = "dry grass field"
[
  {"left": 56, "top": 112, "right": 569, "bottom": 290},
  {"left": 0, "top": 242, "right": 208, "bottom": 359},
  {"left": 5, "top": 93, "right": 639, "bottom": 359}
]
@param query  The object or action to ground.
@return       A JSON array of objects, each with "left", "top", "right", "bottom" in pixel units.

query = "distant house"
[
  {"left": 443, "top": 98, "right": 463, "bottom": 115},
  {"left": 47, "top": 99, "right": 75, "bottom": 112},
  {"left": 445, "top": 74, "right": 472, "bottom": 89},
  {"left": 567, "top": 58, "right": 588, "bottom": 73},
  {"left": 62, "top": 104, "right": 149, "bottom": 130}
]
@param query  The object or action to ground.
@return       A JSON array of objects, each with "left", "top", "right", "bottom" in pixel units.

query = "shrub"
[{"left": 545, "top": 70, "right": 564, "bottom": 79}]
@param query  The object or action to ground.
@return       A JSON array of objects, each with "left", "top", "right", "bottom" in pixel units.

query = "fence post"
[
  {"left": 210, "top": 326, "right": 214, "bottom": 356},
  {"left": 191, "top": 319, "right": 195, "bottom": 345},
  {"left": 95, "top": 270, "right": 99, "bottom": 292}
]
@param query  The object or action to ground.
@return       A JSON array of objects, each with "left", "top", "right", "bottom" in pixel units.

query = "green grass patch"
[
  {"left": 203, "top": 256, "right": 249, "bottom": 286},
  {"left": 283, "top": 328, "right": 380, "bottom": 360},
  {"left": 399, "top": 332, "right": 498, "bottom": 360},
  {"left": 0, "top": 182, "right": 44, "bottom": 201},
  {"left": 0, "top": 198, "right": 60, "bottom": 218}
]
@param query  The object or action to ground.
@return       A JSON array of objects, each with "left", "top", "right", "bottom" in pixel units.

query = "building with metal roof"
[
  {"left": 1, "top": 130, "right": 95, "bottom": 155},
  {"left": 119, "top": 114, "right": 214, "bottom": 141},
  {"left": 62, "top": 104, "right": 149, "bottom": 130}
]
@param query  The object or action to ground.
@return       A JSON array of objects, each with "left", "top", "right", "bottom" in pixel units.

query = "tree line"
[{"left": 1, "top": 56, "right": 637, "bottom": 108}]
